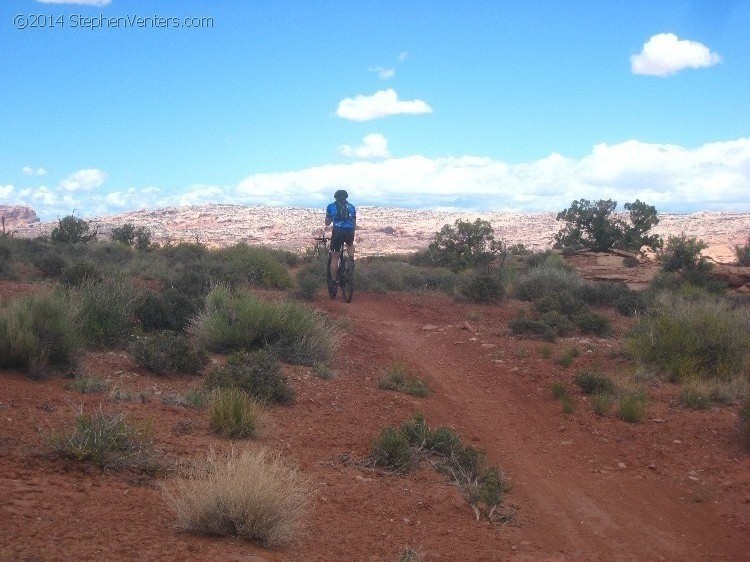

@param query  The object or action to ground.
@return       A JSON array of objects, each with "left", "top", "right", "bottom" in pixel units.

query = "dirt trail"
[{"left": 320, "top": 292, "right": 750, "bottom": 561}]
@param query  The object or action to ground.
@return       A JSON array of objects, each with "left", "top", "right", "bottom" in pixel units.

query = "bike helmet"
[{"left": 334, "top": 189, "right": 348, "bottom": 201}]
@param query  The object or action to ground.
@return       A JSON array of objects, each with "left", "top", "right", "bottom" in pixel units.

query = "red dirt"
[{"left": 1, "top": 287, "right": 749, "bottom": 561}]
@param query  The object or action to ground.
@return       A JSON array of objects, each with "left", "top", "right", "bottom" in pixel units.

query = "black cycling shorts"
[{"left": 331, "top": 227, "right": 354, "bottom": 252}]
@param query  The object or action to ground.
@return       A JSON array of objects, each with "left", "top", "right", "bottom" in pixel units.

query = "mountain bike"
[{"left": 326, "top": 243, "right": 354, "bottom": 303}]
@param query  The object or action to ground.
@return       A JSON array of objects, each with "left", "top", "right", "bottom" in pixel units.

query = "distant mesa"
[{"left": 0, "top": 205, "right": 39, "bottom": 230}]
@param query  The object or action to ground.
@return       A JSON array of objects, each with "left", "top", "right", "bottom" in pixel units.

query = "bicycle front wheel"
[{"left": 340, "top": 257, "right": 353, "bottom": 303}]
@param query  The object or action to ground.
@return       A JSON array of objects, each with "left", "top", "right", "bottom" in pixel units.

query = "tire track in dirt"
[{"left": 324, "top": 292, "right": 748, "bottom": 561}]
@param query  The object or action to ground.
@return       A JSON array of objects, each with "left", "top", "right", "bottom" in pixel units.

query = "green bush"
[
  {"left": 130, "top": 331, "right": 208, "bottom": 375},
  {"left": 574, "top": 310, "right": 611, "bottom": 336},
  {"left": 735, "top": 237, "right": 750, "bottom": 266},
  {"left": 190, "top": 286, "right": 336, "bottom": 365},
  {"left": 574, "top": 371, "right": 615, "bottom": 395},
  {"left": 554, "top": 198, "right": 661, "bottom": 253},
  {"left": 60, "top": 260, "right": 103, "bottom": 287},
  {"left": 0, "top": 292, "right": 78, "bottom": 377},
  {"left": 591, "top": 392, "right": 614, "bottom": 416},
  {"left": 614, "top": 291, "right": 647, "bottom": 317},
  {"left": 539, "top": 311, "right": 575, "bottom": 337},
  {"left": 50, "top": 214, "right": 97, "bottom": 244},
  {"left": 49, "top": 408, "right": 159, "bottom": 472},
  {"left": 208, "top": 388, "right": 264, "bottom": 439},
  {"left": 205, "top": 349, "right": 295, "bottom": 405},
  {"left": 135, "top": 288, "right": 202, "bottom": 332},
  {"left": 423, "top": 218, "right": 505, "bottom": 272},
  {"left": 295, "top": 267, "right": 321, "bottom": 301},
  {"left": 619, "top": 392, "right": 647, "bottom": 423},
  {"left": 516, "top": 265, "right": 582, "bottom": 302},
  {"left": 67, "top": 373, "right": 109, "bottom": 394},
  {"left": 371, "top": 427, "right": 413, "bottom": 472},
  {"left": 660, "top": 234, "right": 710, "bottom": 273},
  {"left": 627, "top": 292, "right": 750, "bottom": 382},
  {"left": 679, "top": 381, "right": 713, "bottom": 410},
  {"left": 378, "top": 363, "right": 429, "bottom": 397},
  {"left": 551, "top": 381, "right": 568, "bottom": 400},
  {"left": 208, "top": 243, "right": 293, "bottom": 289},
  {"left": 740, "top": 400, "right": 750, "bottom": 449},
  {"left": 68, "top": 278, "right": 143, "bottom": 348},
  {"left": 460, "top": 272, "right": 504, "bottom": 302},
  {"left": 33, "top": 253, "right": 67, "bottom": 278},
  {"left": 509, "top": 315, "right": 556, "bottom": 341}
]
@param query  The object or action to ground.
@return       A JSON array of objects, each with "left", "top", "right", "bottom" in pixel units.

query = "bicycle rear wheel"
[{"left": 340, "top": 257, "right": 353, "bottom": 303}]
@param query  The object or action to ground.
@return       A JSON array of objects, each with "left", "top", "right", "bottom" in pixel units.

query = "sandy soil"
[{"left": 1, "top": 282, "right": 749, "bottom": 561}]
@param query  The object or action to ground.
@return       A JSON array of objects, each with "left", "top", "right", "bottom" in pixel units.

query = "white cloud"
[
  {"left": 13, "top": 138, "right": 750, "bottom": 219},
  {"left": 398, "top": 51, "right": 408, "bottom": 62},
  {"left": 338, "top": 134, "right": 390, "bottom": 159},
  {"left": 59, "top": 168, "right": 107, "bottom": 192},
  {"left": 336, "top": 89, "right": 433, "bottom": 121},
  {"left": 631, "top": 33, "right": 721, "bottom": 77},
  {"left": 231, "top": 138, "right": 750, "bottom": 212},
  {"left": 369, "top": 66, "right": 395, "bottom": 80},
  {"left": 22, "top": 166, "right": 47, "bottom": 176},
  {"left": 36, "top": 0, "right": 111, "bottom": 6}
]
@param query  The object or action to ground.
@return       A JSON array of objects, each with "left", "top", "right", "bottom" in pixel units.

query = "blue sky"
[{"left": 1, "top": 0, "right": 749, "bottom": 220}]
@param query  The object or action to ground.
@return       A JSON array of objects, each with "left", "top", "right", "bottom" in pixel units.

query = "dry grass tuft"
[{"left": 163, "top": 447, "right": 310, "bottom": 547}]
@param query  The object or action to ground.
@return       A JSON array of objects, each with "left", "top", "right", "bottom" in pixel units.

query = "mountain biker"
[{"left": 325, "top": 189, "right": 356, "bottom": 291}]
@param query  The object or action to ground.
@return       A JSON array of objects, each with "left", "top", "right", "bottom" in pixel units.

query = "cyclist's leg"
[
  {"left": 330, "top": 251, "right": 340, "bottom": 281},
  {"left": 344, "top": 230, "right": 355, "bottom": 265}
]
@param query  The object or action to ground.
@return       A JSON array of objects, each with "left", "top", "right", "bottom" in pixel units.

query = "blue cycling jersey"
[{"left": 326, "top": 201, "right": 356, "bottom": 230}]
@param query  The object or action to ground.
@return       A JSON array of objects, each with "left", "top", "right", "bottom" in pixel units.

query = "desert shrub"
[
  {"left": 130, "top": 331, "right": 208, "bottom": 375},
  {"left": 509, "top": 315, "right": 556, "bottom": 341},
  {"left": 135, "top": 288, "right": 202, "bottom": 332},
  {"left": 554, "top": 198, "right": 661, "bottom": 253},
  {"left": 423, "top": 218, "right": 505, "bottom": 272},
  {"left": 205, "top": 349, "right": 294, "bottom": 405},
  {"left": 551, "top": 381, "right": 568, "bottom": 400},
  {"left": 619, "top": 392, "right": 647, "bottom": 423},
  {"left": 378, "top": 363, "right": 429, "bottom": 397},
  {"left": 515, "top": 265, "right": 583, "bottom": 302},
  {"left": 371, "top": 427, "right": 413, "bottom": 472},
  {"left": 50, "top": 214, "right": 97, "bottom": 244},
  {"left": 557, "top": 345, "right": 579, "bottom": 367},
  {"left": 295, "top": 267, "right": 321, "bottom": 301},
  {"left": 111, "top": 223, "right": 152, "bottom": 250},
  {"left": 207, "top": 243, "right": 293, "bottom": 289},
  {"left": 627, "top": 292, "right": 750, "bottom": 382},
  {"left": 67, "top": 373, "right": 109, "bottom": 394},
  {"left": 0, "top": 292, "right": 78, "bottom": 377},
  {"left": 740, "top": 400, "right": 750, "bottom": 449},
  {"left": 574, "top": 310, "right": 611, "bottom": 336},
  {"left": 164, "top": 447, "right": 309, "bottom": 547},
  {"left": 539, "top": 311, "right": 575, "bottom": 337},
  {"left": 49, "top": 407, "right": 159, "bottom": 472},
  {"left": 460, "top": 272, "right": 504, "bottom": 302},
  {"left": 399, "top": 547, "right": 423, "bottom": 562},
  {"left": 591, "top": 392, "right": 614, "bottom": 416},
  {"left": 523, "top": 250, "right": 568, "bottom": 270},
  {"left": 679, "top": 381, "right": 714, "bottom": 410},
  {"left": 208, "top": 388, "right": 265, "bottom": 439},
  {"left": 660, "top": 234, "right": 710, "bottom": 273},
  {"left": 735, "top": 237, "right": 750, "bottom": 266},
  {"left": 576, "top": 281, "right": 630, "bottom": 307},
  {"left": 313, "top": 362, "right": 335, "bottom": 380},
  {"left": 574, "top": 371, "right": 615, "bottom": 395},
  {"left": 60, "top": 260, "right": 103, "bottom": 287},
  {"left": 190, "top": 285, "right": 336, "bottom": 365},
  {"left": 425, "top": 426, "right": 463, "bottom": 457},
  {"left": 533, "top": 291, "right": 587, "bottom": 318},
  {"left": 68, "top": 278, "right": 143, "bottom": 348},
  {"left": 614, "top": 291, "right": 647, "bottom": 316},
  {"left": 33, "top": 252, "right": 67, "bottom": 278}
]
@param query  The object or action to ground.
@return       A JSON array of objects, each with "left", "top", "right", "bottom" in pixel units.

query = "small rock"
[
  {"left": 617, "top": 462, "right": 627, "bottom": 469},
  {"left": 422, "top": 324, "right": 438, "bottom": 331}
]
